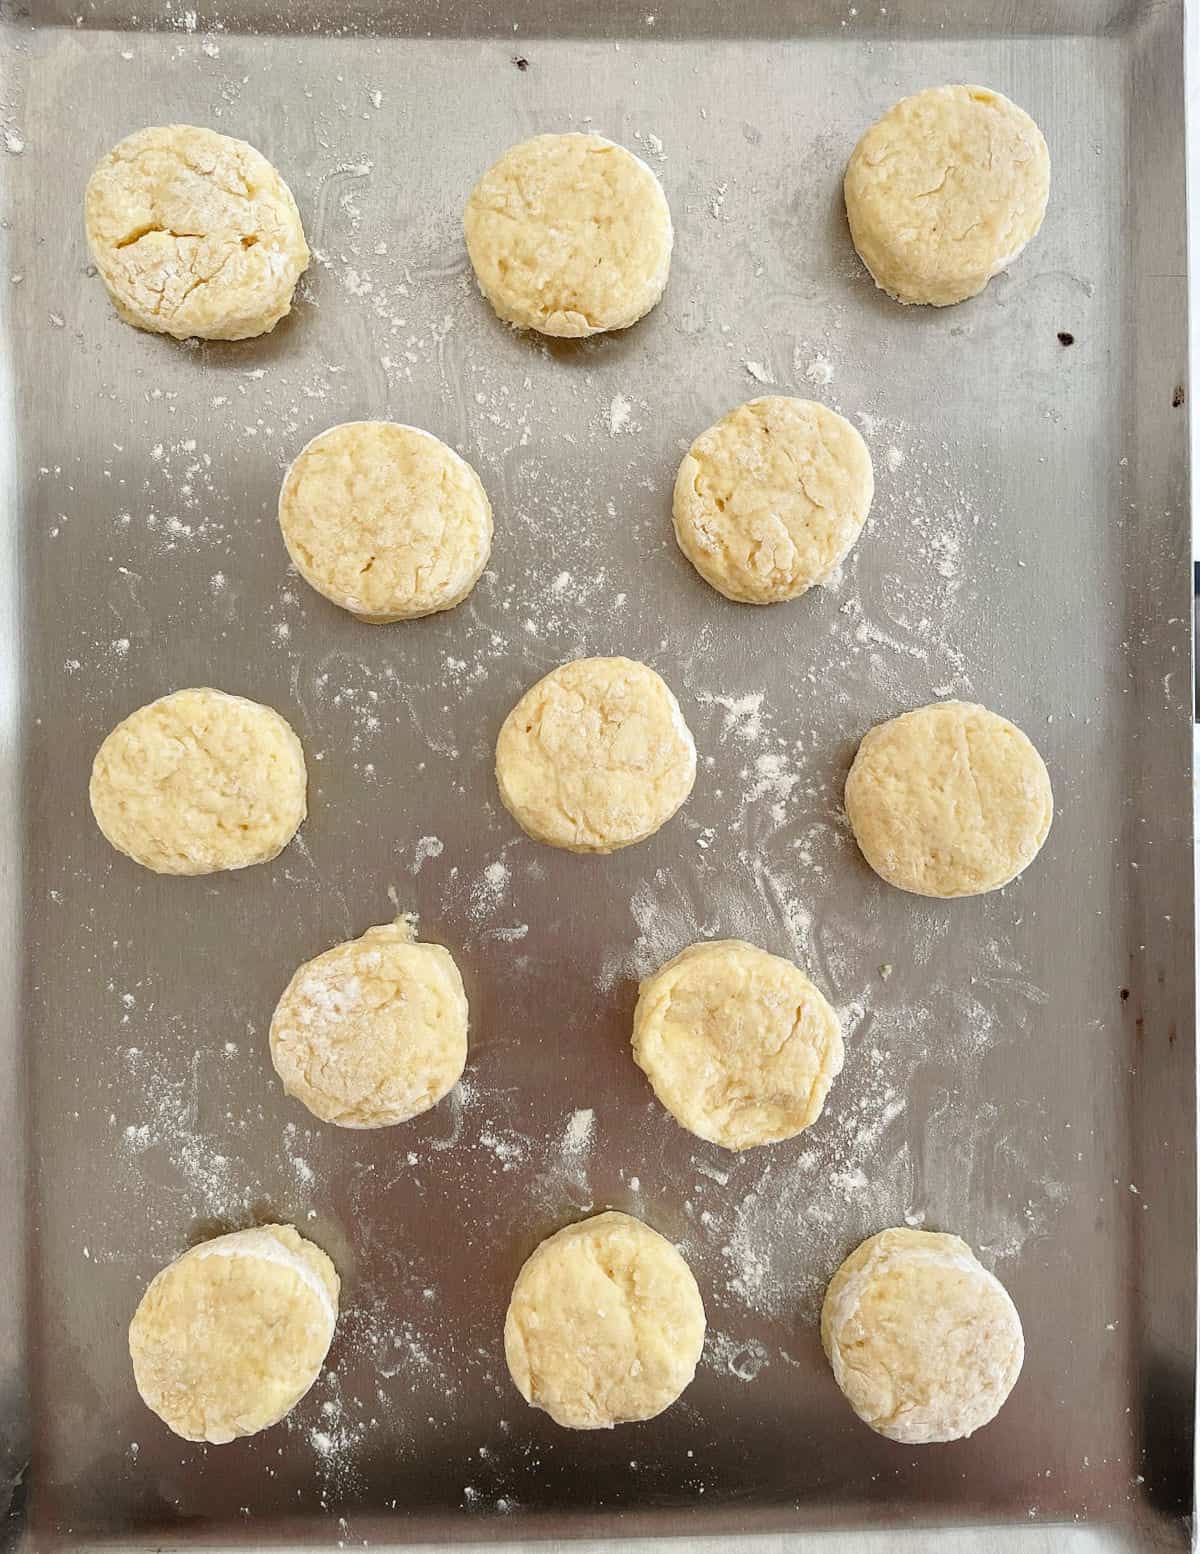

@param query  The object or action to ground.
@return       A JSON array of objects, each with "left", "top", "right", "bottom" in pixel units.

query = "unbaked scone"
[
  {"left": 278, "top": 421, "right": 492, "bottom": 622},
  {"left": 464, "top": 132, "right": 672, "bottom": 337},
  {"left": 821, "top": 1227, "right": 1023, "bottom": 1443},
  {"left": 504, "top": 1211, "right": 705, "bottom": 1430},
  {"left": 495, "top": 656, "right": 696, "bottom": 853},
  {"left": 673, "top": 397, "right": 874, "bottom": 603},
  {"left": 129, "top": 1225, "right": 339, "bottom": 1443},
  {"left": 632, "top": 939, "right": 843, "bottom": 1150},
  {"left": 85, "top": 124, "right": 309, "bottom": 340},
  {"left": 90, "top": 687, "right": 307, "bottom": 875},
  {"left": 844, "top": 85, "right": 1050, "bottom": 306},
  {"left": 270, "top": 917, "right": 468, "bottom": 1128},
  {"left": 844, "top": 700, "right": 1052, "bottom": 898}
]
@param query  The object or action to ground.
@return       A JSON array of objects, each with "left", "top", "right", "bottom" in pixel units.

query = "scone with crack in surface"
[
  {"left": 85, "top": 124, "right": 309, "bottom": 339},
  {"left": 89, "top": 687, "right": 307, "bottom": 875},
  {"left": 844, "top": 85, "right": 1050, "bottom": 306},
  {"left": 844, "top": 699, "right": 1052, "bottom": 898},
  {"left": 504, "top": 1211, "right": 705, "bottom": 1429},
  {"left": 129, "top": 1224, "right": 339, "bottom": 1443},
  {"left": 495, "top": 656, "right": 695, "bottom": 853},
  {"left": 673, "top": 396, "right": 874, "bottom": 603},
  {"left": 821, "top": 1227, "right": 1023, "bottom": 1443},
  {"left": 270, "top": 917, "right": 468, "bottom": 1128},
  {"left": 278, "top": 421, "right": 492, "bottom": 622},
  {"left": 464, "top": 132, "right": 673, "bottom": 337},
  {"left": 633, "top": 939, "right": 843, "bottom": 1150}
]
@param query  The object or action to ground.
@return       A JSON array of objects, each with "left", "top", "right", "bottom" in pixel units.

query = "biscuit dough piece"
[
  {"left": 89, "top": 687, "right": 307, "bottom": 875},
  {"left": 129, "top": 1225, "right": 339, "bottom": 1444},
  {"left": 673, "top": 396, "right": 874, "bottom": 603},
  {"left": 278, "top": 421, "right": 493, "bottom": 622},
  {"left": 632, "top": 939, "right": 843, "bottom": 1150},
  {"left": 495, "top": 656, "right": 696, "bottom": 853},
  {"left": 464, "top": 132, "right": 673, "bottom": 336},
  {"left": 84, "top": 124, "right": 309, "bottom": 339},
  {"left": 844, "top": 85, "right": 1050, "bottom": 306},
  {"left": 270, "top": 917, "right": 469, "bottom": 1128},
  {"left": 821, "top": 1227, "right": 1023, "bottom": 1443},
  {"left": 844, "top": 700, "right": 1052, "bottom": 898},
  {"left": 504, "top": 1211, "right": 706, "bottom": 1430}
]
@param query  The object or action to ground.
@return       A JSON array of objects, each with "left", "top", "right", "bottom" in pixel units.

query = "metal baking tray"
[{"left": 1, "top": 0, "right": 1193, "bottom": 1549}]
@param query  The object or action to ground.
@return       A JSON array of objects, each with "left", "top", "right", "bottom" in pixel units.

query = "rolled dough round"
[
  {"left": 504, "top": 1211, "right": 705, "bottom": 1430},
  {"left": 673, "top": 396, "right": 874, "bottom": 603},
  {"left": 821, "top": 1227, "right": 1023, "bottom": 1443},
  {"left": 844, "top": 85, "right": 1050, "bottom": 306},
  {"left": 129, "top": 1224, "right": 339, "bottom": 1443},
  {"left": 464, "top": 132, "right": 673, "bottom": 337},
  {"left": 84, "top": 124, "right": 309, "bottom": 340},
  {"left": 278, "top": 421, "right": 492, "bottom": 622},
  {"left": 270, "top": 917, "right": 469, "bottom": 1128},
  {"left": 89, "top": 687, "right": 307, "bottom": 875},
  {"left": 495, "top": 656, "right": 696, "bottom": 853},
  {"left": 632, "top": 939, "right": 844, "bottom": 1150},
  {"left": 844, "top": 699, "right": 1052, "bottom": 898}
]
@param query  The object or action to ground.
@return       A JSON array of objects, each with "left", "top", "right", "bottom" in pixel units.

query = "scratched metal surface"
[{"left": 0, "top": 0, "right": 1193, "bottom": 1549}]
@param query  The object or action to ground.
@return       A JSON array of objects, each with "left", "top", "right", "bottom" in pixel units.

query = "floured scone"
[
  {"left": 464, "top": 132, "right": 672, "bottom": 336},
  {"left": 278, "top": 421, "right": 492, "bottom": 622},
  {"left": 495, "top": 656, "right": 695, "bottom": 853},
  {"left": 504, "top": 1211, "right": 705, "bottom": 1429},
  {"left": 89, "top": 687, "right": 307, "bottom": 875},
  {"left": 270, "top": 917, "right": 469, "bottom": 1128},
  {"left": 844, "top": 86, "right": 1050, "bottom": 306},
  {"left": 85, "top": 124, "right": 309, "bottom": 339},
  {"left": 821, "top": 1227, "right": 1023, "bottom": 1443},
  {"left": 129, "top": 1225, "right": 339, "bottom": 1443}
]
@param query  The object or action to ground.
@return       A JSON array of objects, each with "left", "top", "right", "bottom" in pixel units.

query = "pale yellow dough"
[
  {"left": 89, "top": 687, "right": 307, "bottom": 875},
  {"left": 673, "top": 397, "right": 874, "bottom": 604},
  {"left": 278, "top": 421, "right": 493, "bottom": 622},
  {"left": 844, "top": 700, "right": 1052, "bottom": 898},
  {"left": 495, "top": 656, "right": 696, "bottom": 853},
  {"left": 270, "top": 918, "right": 468, "bottom": 1128},
  {"left": 504, "top": 1211, "right": 705, "bottom": 1430},
  {"left": 129, "top": 1225, "right": 339, "bottom": 1444},
  {"left": 464, "top": 132, "right": 673, "bottom": 337},
  {"left": 821, "top": 1227, "right": 1023, "bottom": 1443},
  {"left": 632, "top": 939, "right": 843, "bottom": 1151},
  {"left": 844, "top": 85, "right": 1050, "bottom": 306},
  {"left": 85, "top": 124, "right": 309, "bottom": 340}
]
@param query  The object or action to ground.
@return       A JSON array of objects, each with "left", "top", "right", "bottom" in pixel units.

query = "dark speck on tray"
[
  {"left": 513, "top": 55, "right": 529, "bottom": 70},
  {"left": 1057, "top": 331, "right": 1075, "bottom": 346}
]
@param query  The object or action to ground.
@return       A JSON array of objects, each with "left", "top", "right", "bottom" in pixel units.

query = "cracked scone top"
[
  {"left": 844, "top": 700, "right": 1053, "bottom": 898},
  {"left": 85, "top": 124, "right": 309, "bottom": 340},
  {"left": 129, "top": 1224, "right": 339, "bottom": 1444},
  {"left": 464, "top": 132, "right": 673, "bottom": 337},
  {"left": 269, "top": 917, "right": 469, "bottom": 1128},
  {"left": 495, "top": 656, "right": 696, "bottom": 853},
  {"left": 844, "top": 85, "right": 1050, "bottom": 306},
  {"left": 673, "top": 396, "right": 874, "bottom": 604},
  {"left": 504, "top": 1211, "right": 706, "bottom": 1430},
  {"left": 821, "top": 1227, "right": 1023, "bottom": 1443}
]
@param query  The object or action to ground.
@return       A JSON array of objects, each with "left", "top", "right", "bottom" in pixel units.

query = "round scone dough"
[
  {"left": 84, "top": 124, "right": 309, "bottom": 340},
  {"left": 495, "top": 656, "right": 696, "bottom": 853},
  {"left": 821, "top": 1227, "right": 1023, "bottom": 1443},
  {"left": 278, "top": 421, "right": 493, "bottom": 622},
  {"left": 504, "top": 1211, "right": 705, "bottom": 1430},
  {"left": 464, "top": 132, "right": 673, "bottom": 337},
  {"left": 673, "top": 397, "right": 874, "bottom": 604},
  {"left": 632, "top": 939, "right": 844, "bottom": 1151},
  {"left": 89, "top": 687, "right": 307, "bottom": 875},
  {"left": 270, "top": 917, "right": 469, "bottom": 1128},
  {"left": 844, "top": 85, "right": 1050, "bottom": 306},
  {"left": 129, "top": 1224, "right": 339, "bottom": 1444},
  {"left": 844, "top": 700, "right": 1053, "bottom": 898}
]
